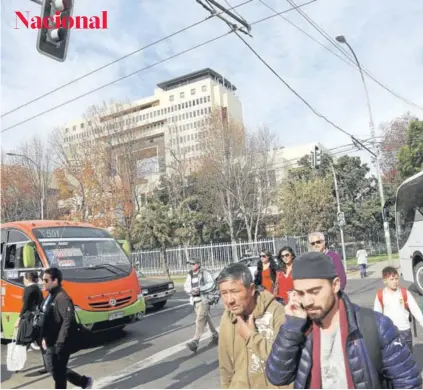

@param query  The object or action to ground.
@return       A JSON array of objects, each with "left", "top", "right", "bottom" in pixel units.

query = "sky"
[{"left": 1, "top": 0, "right": 423, "bottom": 172}]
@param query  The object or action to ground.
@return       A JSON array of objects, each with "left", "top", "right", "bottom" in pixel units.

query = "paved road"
[{"left": 2, "top": 276, "right": 423, "bottom": 389}]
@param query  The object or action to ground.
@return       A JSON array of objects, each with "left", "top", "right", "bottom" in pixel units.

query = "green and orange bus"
[{"left": 1, "top": 220, "right": 146, "bottom": 340}]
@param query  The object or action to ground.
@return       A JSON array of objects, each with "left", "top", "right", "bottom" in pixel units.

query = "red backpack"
[{"left": 377, "top": 287, "right": 411, "bottom": 321}]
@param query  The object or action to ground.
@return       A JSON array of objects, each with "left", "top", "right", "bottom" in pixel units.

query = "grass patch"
[
  {"left": 171, "top": 276, "right": 187, "bottom": 284},
  {"left": 346, "top": 254, "right": 398, "bottom": 268}
]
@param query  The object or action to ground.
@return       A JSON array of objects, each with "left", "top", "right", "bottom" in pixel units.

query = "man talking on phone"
[{"left": 265, "top": 252, "right": 422, "bottom": 389}]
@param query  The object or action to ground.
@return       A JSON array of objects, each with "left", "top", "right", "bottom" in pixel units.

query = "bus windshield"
[
  {"left": 395, "top": 173, "right": 423, "bottom": 250},
  {"left": 32, "top": 227, "right": 131, "bottom": 271}
]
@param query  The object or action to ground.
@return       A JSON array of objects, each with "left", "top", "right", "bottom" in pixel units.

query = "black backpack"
[{"left": 358, "top": 307, "right": 392, "bottom": 389}]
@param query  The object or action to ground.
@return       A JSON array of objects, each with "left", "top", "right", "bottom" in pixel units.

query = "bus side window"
[{"left": 5, "top": 229, "right": 42, "bottom": 269}]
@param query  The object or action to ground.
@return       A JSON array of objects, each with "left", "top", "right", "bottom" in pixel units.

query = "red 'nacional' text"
[{"left": 14, "top": 10, "right": 108, "bottom": 30}]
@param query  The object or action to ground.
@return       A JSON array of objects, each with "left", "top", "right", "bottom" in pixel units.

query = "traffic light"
[
  {"left": 314, "top": 145, "right": 322, "bottom": 169},
  {"left": 36, "top": 0, "right": 73, "bottom": 62},
  {"left": 337, "top": 211, "right": 346, "bottom": 227}
]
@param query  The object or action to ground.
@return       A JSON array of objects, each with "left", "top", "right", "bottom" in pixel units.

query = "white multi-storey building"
[
  {"left": 62, "top": 68, "right": 244, "bottom": 195},
  {"left": 268, "top": 141, "right": 327, "bottom": 185}
]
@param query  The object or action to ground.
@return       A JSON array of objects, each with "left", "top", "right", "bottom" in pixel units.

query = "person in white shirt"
[
  {"left": 356, "top": 245, "right": 368, "bottom": 278},
  {"left": 184, "top": 258, "right": 219, "bottom": 352},
  {"left": 374, "top": 266, "right": 423, "bottom": 352}
]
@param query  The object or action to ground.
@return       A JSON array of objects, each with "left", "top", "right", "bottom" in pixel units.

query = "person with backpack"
[
  {"left": 184, "top": 258, "right": 219, "bottom": 353},
  {"left": 15, "top": 271, "right": 43, "bottom": 351},
  {"left": 374, "top": 266, "right": 423, "bottom": 353},
  {"left": 41, "top": 267, "right": 93, "bottom": 389},
  {"left": 266, "top": 252, "right": 422, "bottom": 389}
]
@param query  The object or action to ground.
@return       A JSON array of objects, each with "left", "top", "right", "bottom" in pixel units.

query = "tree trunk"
[{"left": 160, "top": 245, "right": 171, "bottom": 279}]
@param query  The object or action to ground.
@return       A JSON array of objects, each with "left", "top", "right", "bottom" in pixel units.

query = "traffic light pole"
[{"left": 331, "top": 164, "right": 347, "bottom": 272}]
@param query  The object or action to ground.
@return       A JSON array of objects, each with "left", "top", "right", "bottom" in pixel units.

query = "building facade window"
[
  {"left": 180, "top": 92, "right": 185, "bottom": 98},
  {"left": 191, "top": 88, "right": 196, "bottom": 95},
  {"left": 170, "top": 95, "right": 174, "bottom": 101},
  {"left": 202, "top": 85, "right": 207, "bottom": 92}
]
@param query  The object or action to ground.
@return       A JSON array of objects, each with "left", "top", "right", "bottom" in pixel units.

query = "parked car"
[
  {"left": 238, "top": 255, "right": 260, "bottom": 278},
  {"left": 212, "top": 255, "right": 261, "bottom": 281},
  {"left": 137, "top": 271, "right": 176, "bottom": 310}
]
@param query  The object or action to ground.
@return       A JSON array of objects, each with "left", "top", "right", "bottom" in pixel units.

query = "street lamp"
[
  {"left": 335, "top": 35, "right": 394, "bottom": 265},
  {"left": 6, "top": 152, "right": 45, "bottom": 220}
]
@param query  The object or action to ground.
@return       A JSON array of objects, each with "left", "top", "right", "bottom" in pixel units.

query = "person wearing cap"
[
  {"left": 265, "top": 252, "right": 422, "bottom": 389},
  {"left": 216, "top": 263, "right": 291, "bottom": 389},
  {"left": 308, "top": 231, "right": 347, "bottom": 291},
  {"left": 184, "top": 258, "right": 219, "bottom": 352}
]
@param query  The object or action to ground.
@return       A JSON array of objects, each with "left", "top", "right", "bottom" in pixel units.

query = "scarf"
[{"left": 309, "top": 298, "right": 355, "bottom": 389}]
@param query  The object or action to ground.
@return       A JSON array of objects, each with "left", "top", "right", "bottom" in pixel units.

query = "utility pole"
[
  {"left": 336, "top": 35, "right": 393, "bottom": 266},
  {"left": 312, "top": 146, "right": 347, "bottom": 271},
  {"left": 331, "top": 164, "right": 347, "bottom": 272}
]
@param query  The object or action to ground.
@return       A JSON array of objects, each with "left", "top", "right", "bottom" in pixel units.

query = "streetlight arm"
[
  {"left": 7, "top": 152, "right": 40, "bottom": 170},
  {"left": 341, "top": 42, "right": 375, "bottom": 130}
]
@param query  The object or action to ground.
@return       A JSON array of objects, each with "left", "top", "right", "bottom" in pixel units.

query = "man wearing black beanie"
[{"left": 266, "top": 252, "right": 422, "bottom": 389}]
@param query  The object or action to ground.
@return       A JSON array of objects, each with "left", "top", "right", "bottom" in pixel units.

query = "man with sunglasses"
[
  {"left": 308, "top": 232, "right": 346, "bottom": 291},
  {"left": 40, "top": 267, "right": 93, "bottom": 389}
]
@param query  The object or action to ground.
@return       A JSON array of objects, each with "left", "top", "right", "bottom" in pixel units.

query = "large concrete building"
[
  {"left": 267, "top": 141, "right": 327, "bottom": 186},
  {"left": 61, "top": 68, "right": 244, "bottom": 199}
]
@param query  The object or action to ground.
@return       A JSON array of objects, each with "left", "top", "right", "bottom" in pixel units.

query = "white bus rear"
[{"left": 395, "top": 169, "right": 423, "bottom": 294}]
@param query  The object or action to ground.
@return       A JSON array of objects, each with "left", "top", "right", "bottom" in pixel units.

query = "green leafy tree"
[
  {"left": 398, "top": 119, "right": 423, "bottom": 179},
  {"left": 379, "top": 112, "right": 415, "bottom": 185},
  {"left": 277, "top": 173, "right": 336, "bottom": 235}
]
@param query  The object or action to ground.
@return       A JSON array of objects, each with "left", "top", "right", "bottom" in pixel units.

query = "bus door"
[{"left": 1, "top": 228, "right": 43, "bottom": 340}]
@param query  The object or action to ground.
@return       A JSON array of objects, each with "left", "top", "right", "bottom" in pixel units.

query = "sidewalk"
[{"left": 347, "top": 259, "right": 400, "bottom": 279}]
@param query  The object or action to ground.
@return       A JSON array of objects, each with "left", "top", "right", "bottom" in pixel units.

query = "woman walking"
[
  {"left": 274, "top": 246, "right": 295, "bottom": 305},
  {"left": 254, "top": 250, "right": 278, "bottom": 293}
]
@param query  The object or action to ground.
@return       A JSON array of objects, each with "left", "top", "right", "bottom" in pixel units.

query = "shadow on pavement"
[
  {"left": 1, "top": 364, "right": 12, "bottom": 382},
  {"left": 413, "top": 343, "right": 423, "bottom": 371},
  {"left": 166, "top": 359, "right": 219, "bottom": 389},
  {"left": 103, "top": 343, "right": 217, "bottom": 388},
  {"left": 5, "top": 302, "right": 200, "bottom": 389}
]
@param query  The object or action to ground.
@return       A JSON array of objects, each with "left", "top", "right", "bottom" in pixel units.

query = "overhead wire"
[
  {"left": 283, "top": 0, "right": 423, "bottom": 111},
  {"left": 270, "top": 138, "right": 377, "bottom": 173},
  {"left": 231, "top": 29, "right": 376, "bottom": 157},
  {"left": 1, "top": 0, "right": 253, "bottom": 118},
  {"left": 0, "top": 0, "right": 317, "bottom": 134}
]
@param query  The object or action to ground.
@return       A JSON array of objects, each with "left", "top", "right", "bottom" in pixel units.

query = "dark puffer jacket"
[{"left": 266, "top": 293, "right": 422, "bottom": 389}]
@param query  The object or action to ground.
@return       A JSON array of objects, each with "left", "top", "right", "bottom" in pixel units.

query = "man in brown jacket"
[{"left": 216, "top": 262, "right": 291, "bottom": 389}]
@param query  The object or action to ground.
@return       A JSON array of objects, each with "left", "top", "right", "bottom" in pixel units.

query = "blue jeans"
[{"left": 360, "top": 263, "right": 367, "bottom": 277}]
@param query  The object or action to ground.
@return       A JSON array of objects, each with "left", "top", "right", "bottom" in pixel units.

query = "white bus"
[{"left": 395, "top": 169, "right": 423, "bottom": 294}]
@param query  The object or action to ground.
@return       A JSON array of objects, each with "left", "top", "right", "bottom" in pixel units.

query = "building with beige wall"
[{"left": 61, "top": 68, "right": 244, "bottom": 200}]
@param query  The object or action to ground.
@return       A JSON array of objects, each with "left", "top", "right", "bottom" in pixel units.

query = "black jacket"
[
  {"left": 254, "top": 259, "right": 278, "bottom": 287},
  {"left": 41, "top": 286, "right": 77, "bottom": 348},
  {"left": 20, "top": 283, "right": 43, "bottom": 318}
]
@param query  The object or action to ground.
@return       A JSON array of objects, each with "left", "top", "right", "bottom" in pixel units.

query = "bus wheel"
[{"left": 413, "top": 261, "right": 423, "bottom": 295}]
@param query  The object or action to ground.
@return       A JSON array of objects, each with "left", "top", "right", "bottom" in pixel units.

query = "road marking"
[
  {"left": 170, "top": 298, "right": 191, "bottom": 302},
  {"left": 144, "top": 302, "right": 191, "bottom": 318},
  {"left": 90, "top": 326, "right": 220, "bottom": 389}
]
